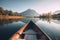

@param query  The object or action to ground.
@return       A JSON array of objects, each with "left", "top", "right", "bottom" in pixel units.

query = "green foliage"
[{"left": 0, "top": 7, "right": 21, "bottom": 16}]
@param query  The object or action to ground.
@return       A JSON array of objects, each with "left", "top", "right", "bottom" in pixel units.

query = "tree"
[
  {"left": 8, "top": 11, "right": 13, "bottom": 16},
  {"left": 13, "top": 12, "right": 18, "bottom": 16},
  {"left": 0, "top": 7, "right": 4, "bottom": 15},
  {"left": 4, "top": 10, "right": 9, "bottom": 15}
]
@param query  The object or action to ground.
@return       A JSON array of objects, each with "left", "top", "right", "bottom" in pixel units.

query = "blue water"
[{"left": 0, "top": 18, "right": 60, "bottom": 40}]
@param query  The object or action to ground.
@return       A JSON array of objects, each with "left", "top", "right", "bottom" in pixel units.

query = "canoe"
[{"left": 9, "top": 21, "right": 52, "bottom": 40}]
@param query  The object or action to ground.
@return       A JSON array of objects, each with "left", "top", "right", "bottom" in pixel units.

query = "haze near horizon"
[{"left": 0, "top": 0, "right": 60, "bottom": 14}]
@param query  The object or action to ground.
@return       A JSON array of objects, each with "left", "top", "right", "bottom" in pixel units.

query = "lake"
[{"left": 0, "top": 18, "right": 60, "bottom": 40}]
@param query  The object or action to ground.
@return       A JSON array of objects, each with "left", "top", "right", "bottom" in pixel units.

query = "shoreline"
[{"left": 0, "top": 15, "right": 25, "bottom": 19}]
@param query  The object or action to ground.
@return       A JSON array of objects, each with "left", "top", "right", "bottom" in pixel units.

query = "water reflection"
[
  {"left": 39, "top": 17, "right": 60, "bottom": 24},
  {"left": 0, "top": 18, "right": 40, "bottom": 25},
  {"left": 39, "top": 17, "right": 51, "bottom": 23},
  {"left": 0, "top": 19, "right": 25, "bottom": 40},
  {"left": 0, "top": 19, "right": 21, "bottom": 25},
  {"left": 36, "top": 18, "right": 60, "bottom": 40},
  {"left": 0, "top": 18, "right": 60, "bottom": 40},
  {"left": 36, "top": 19, "right": 60, "bottom": 40},
  {"left": 18, "top": 18, "right": 40, "bottom": 23},
  {"left": 51, "top": 19, "right": 60, "bottom": 24}
]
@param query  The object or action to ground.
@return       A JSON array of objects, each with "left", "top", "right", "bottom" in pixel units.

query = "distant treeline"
[
  {"left": 0, "top": 7, "right": 21, "bottom": 16},
  {"left": 39, "top": 12, "right": 60, "bottom": 18},
  {"left": 52, "top": 13, "right": 60, "bottom": 18},
  {"left": 39, "top": 12, "right": 52, "bottom": 18}
]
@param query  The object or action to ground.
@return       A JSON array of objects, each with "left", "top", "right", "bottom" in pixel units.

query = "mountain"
[
  {"left": 52, "top": 10, "right": 60, "bottom": 18},
  {"left": 20, "top": 9, "right": 39, "bottom": 17},
  {"left": 54, "top": 10, "right": 60, "bottom": 14}
]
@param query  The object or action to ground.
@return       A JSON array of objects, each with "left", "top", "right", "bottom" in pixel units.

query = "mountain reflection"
[
  {"left": 0, "top": 18, "right": 40, "bottom": 25},
  {"left": 0, "top": 18, "right": 60, "bottom": 25},
  {"left": 0, "top": 18, "right": 60, "bottom": 40}
]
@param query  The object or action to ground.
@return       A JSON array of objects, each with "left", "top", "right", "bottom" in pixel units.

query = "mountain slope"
[{"left": 20, "top": 9, "right": 39, "bottom": 16}]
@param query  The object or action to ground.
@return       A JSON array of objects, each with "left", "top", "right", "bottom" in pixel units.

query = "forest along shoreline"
[{"left": 0, "top": 15, "right": 25, "bottom": 19}]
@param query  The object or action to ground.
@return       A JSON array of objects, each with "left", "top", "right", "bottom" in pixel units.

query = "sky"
[{"left": 0, "top": 0, "right": 60, "bottom": 14}]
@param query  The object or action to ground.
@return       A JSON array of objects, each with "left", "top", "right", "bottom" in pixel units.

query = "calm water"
[{"left": 0, "top": 18, "right": 60, "bottom": 40}]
